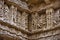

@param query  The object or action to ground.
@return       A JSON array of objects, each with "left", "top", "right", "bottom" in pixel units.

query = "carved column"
[
  {"left": 13, "top": 7, "right": 17, "bottom": 23},
  {"left": 28, "top": 13, "right": 32, "bottom": 32},
  {"left": 10, "top": 5, "right": 14, "bottom": 22},
  {"left": 38, "top": 13, "right": 46, "bottom": 29},
  {"left": 54, "top": 9, "right": 60, "bottom": 25},
  {"left": 16, "top": 11, "right": 21, "bottom": 26},
  {"left": 10, "top": 5, "right": 17, "bottom": 23},
  {"left": 21, "top": 12, "right": 28, "bottom": 30},
  {"left": 31, "top": 13, "right": 39, "bottom": 31},
  {"left": 46, "top": 8, "right": 54, "bottom": 28},
  {"left": 4, "top": 5, "right": 9, "bottom": 20},
  {"left": 0, "top": 0, "right": 4, "bottom": 18}
]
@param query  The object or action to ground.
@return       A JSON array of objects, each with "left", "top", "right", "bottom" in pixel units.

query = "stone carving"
[
  {"left": 9, "top": 0, "right": 29, "bottom": 10},
  {"left": 38, "top": 14, "right": 46, "bottom": 29},
  {"left": 21, "top": 12, "right": 28, "bottom": 30},
  {"left": 9, "top": 5, "right": 17, "bottom": 24},
  {"left": 10, "top": 5, "right": 16, "bottom": 22},
  {"left": 16, "top": 11, "right": 21, "bottom": 26},
  {"left": 31, "top": 13, "right": 39, "bottom": 31},
  {"left": 0, "top": 0, "right": 60, "bottom": 40},
  {"left": 46, "top": 8, "right": 54, "bottom": 28},
  {"left": 53, "top": 9, "right": 60, "bottom": 25},
  {"left": 15, "top": 11, "right": 28, "bottom": 30},
  {"left": 31, "top": 13, "right": 46, "bottom": 31},
  {"left": 4, "top": 5, "right": 10, "bottom": 20},
  {"left": 0, "top": 1, "right": 4, "bottom": 18}
]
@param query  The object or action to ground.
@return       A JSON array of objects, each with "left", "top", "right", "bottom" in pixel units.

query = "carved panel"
[
  {"left": 16, "top": 11, "right": 21, "bottom": 26},
  {"left": 31, "top": 13, "right": 46, "bottom": 31},
  {"left": 46, "top": 8, "right": 54, "bottom": 29},
  {"left": 0, "top": 0, "right": 60, "bottom": 40},
  {"left": 53, "top": 9, "right": 60, "bottom": 26},
  {"left": 21, "top": 12, "right": 28, "bottom": 30}
]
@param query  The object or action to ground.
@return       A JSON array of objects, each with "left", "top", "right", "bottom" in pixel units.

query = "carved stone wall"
[{"left": 0, "top": 0, "right": 60, "bottom": 40}]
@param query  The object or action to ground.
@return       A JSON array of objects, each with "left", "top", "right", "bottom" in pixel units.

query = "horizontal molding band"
[
  {"left": 0, "top": 18, "right": 60, "bottom": 35},
  {"left": 0, "top": 28, "right": 60, "bottom": 40},
  {"left": 31, "top": 23, "right": 60, "bottom": 34},
  {"left": 0, "top": 18, "right": 31, "bottom": 34}
]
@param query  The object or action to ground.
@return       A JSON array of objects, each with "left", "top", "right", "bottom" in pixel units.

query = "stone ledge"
[
  {"left": 0, "top": 18, "right": 60, "bottom": 35},
  {"left": 0, "top": 18, "right": 30, "bottom": 34},
  {"left": 31, "top": 23, "right": 60, "bottom": 34}
]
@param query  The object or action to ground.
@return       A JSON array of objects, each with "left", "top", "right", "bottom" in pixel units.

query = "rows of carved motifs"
[
  {"left": 0, "top": 0, "right": 60, "bottom": 32},
  {"left": 29, "top": 8, "right": 60, "bottom": 31},
  {"left": 0, "top": 1, "right": 28, "bottom": 40},
  {"left": 0, "top": 1, "right": 28, "bottom": 30},
  {"left": 0, "top": 0, "right": 60, "bottom": 40},
  {"left": 0, "top": 0, "right": 60, "bottom": 33},
  {"left": 28, "top": 8, "right": 60, "bottom": 40}
]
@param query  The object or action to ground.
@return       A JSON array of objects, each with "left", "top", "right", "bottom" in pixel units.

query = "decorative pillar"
[
  {"left": 21, "top": 12, "right": 28, "bottom": 30},
  {"left": 10, "top": 5, "right": 17, "bottom": 23},
  {"left": 0, "top": 0, "right": 4, "bottom": 18},
  {"left": 4, "top": 5, "right": 9, "bottom": 20},
  {"left": 46, "top": 8, "right": 54, "bottom": 28},
  {"left": 10, "top": 5, "right": 14, "bottom": 22},
  {"left": 31, "top": 13, "right": 39, "bottom": 31},
  {"left": 17, "top": 11, "right": 21, "bottom": 26},
  {"left": 13, "top": 7, "right": 17, "bottom": 23}
]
